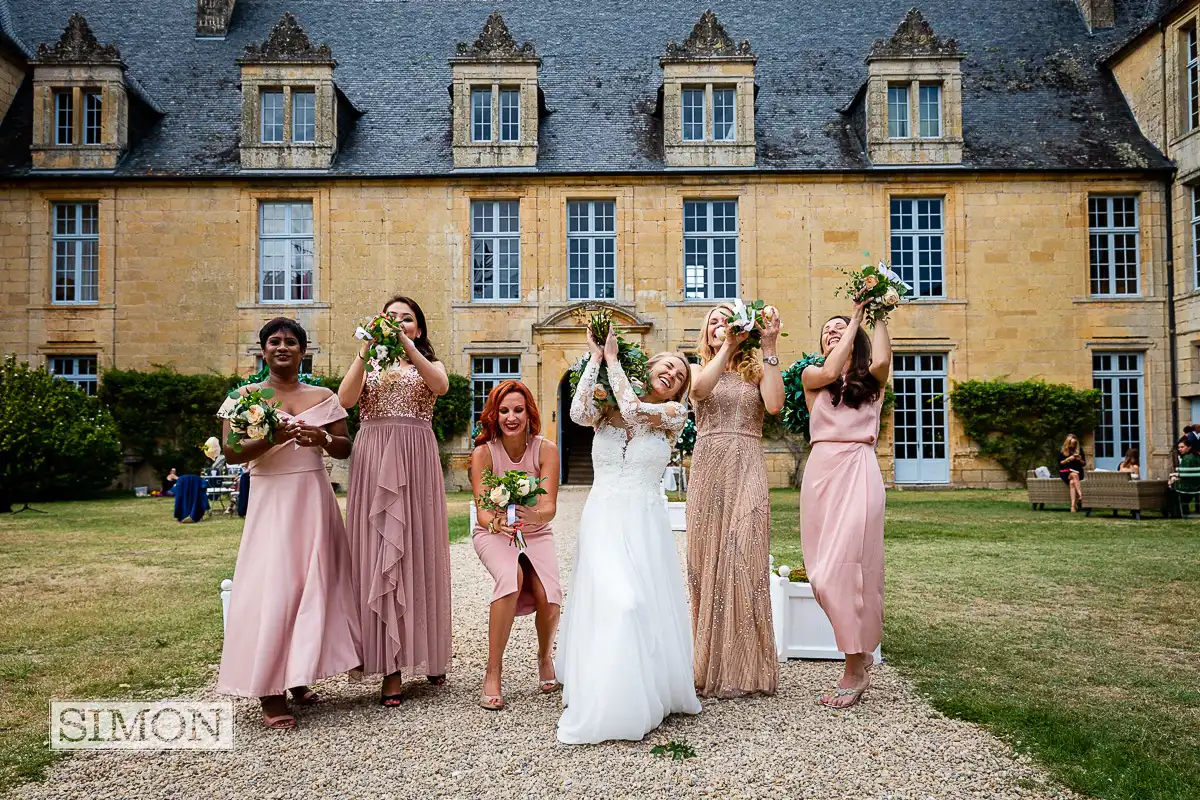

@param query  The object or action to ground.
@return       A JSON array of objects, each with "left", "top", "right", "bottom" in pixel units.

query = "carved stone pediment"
[
  {"left": 661, "top": 10, "right": 754, "bottom": 64},
  {"left": 239, "top": 12, "right": 336, "bottom": 65},
  {"left": 453, "top": 11, "right": 539, "bottom": 63},
  {"left": 533, "top": 303, "right": 653, "bottom": 334},
  {"left": 869, "top": 8, "right": 961, "bottom": 61},
  {"left": 33, "top": 13, "right": 123, "bottom": 65}
]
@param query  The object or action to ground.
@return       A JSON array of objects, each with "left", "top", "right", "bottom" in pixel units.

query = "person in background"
[
  {"left": 1058, "top": 435, "right": 1085, "bottom": 513},
  {"left": 164, "top": 468, "right": 179, "bottom": 497},
  {"left": 1168, "top": 438, "right": 1200, "bottom": 516},
  {"left": 1118, "top": 448, "right": 1140, "bottom": 480}
]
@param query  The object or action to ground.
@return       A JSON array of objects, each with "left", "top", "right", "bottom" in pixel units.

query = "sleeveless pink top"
[{"left": 478, "top": 435, "right": 551, "bottom": 537}]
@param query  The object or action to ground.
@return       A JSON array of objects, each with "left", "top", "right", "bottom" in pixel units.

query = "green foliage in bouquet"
[
  {"left": 1, "top": 355, "right": 121, "bottom": 511},
  {"left": 219, "top": 387, "right": 282, "bottom": 452},
  {"left": 567, "top": 310, "right": 650, "bottom": 407},
  {"left": 950, "top": 378, "right": 1101, "bottom": 483},
  {"left": 835, "top": 260, "right": 910, "bottom": 327},
  {"left": 675, "top": 417, "right": 697, "bottom": 456}
]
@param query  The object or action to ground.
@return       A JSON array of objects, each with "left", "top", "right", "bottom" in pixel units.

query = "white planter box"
[
  {"left": 770, "top": 573, "right": 882, "bottom": 662},
  {"left": 469, "top": 501, "right": 477, "bottom": 531},
  {"left": 667, "top": 501, "right": 687, "bottom": 532},
  {"left": 220, "top": 579, "right": 232, "bottom": 632}
]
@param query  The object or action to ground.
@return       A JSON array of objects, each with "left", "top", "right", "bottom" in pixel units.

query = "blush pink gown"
[
  {"left": 800, "top": 388, "right": 885, "bottom": 656},
  {"left": 216, "top": 393, "right": 363, "bottom": 697},
  {"left": 472, "top": 435, "right": 562, "bottom": 614}
]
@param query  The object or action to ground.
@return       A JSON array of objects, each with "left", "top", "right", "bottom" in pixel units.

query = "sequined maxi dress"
[
  {"left": 345, "top": 365, "right": 452, "bottom": 678},
  {"left": 686, "top": 371, "right": 779, "bottom": 697}
]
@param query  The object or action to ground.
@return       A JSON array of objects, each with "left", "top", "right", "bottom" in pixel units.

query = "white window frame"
[
  {"left": 888, "top": 85, "right": 910, "bottom": 138},
  {"left": 712, "top": 87, "right": 736, "bottom": 141},
  {"left": 683, "top": 200, "right": 739, "bottom": 300},
  {"left": 258, "top": 201, "right": 314, "bottom": 304},
  {"left": 499, "top": 89, "right": 520, "bottom": 142},
  {"left": 471, "top": 356, "right": 520, "bottom": 422},
  {"left": 84, "top": 91, "right": 102, "bottom": 145},
  {"left": 471, "top": 88, "right": 493, "bottom": 142},
  {"left": 55, "top": 91, "right": 73, "bottom": 145},
  {"left": 892, "top": 353, "right": 950, "bottom": 484},
  {"left": 918, "top": 84, "right": 942, "bottom": 139},
  {"left": 52, "top": 202, "right": 99, "bottom": 305},
  {"left": 292, "top": 89, "right": 315, "bottom": 143},
  {"left": 1193, "top": 186, "right": 1200, "bottom": 289},
  {"left": 261, "top": 90, "right": 284, "bottom": 143},
  {"left": 1188, "top": 27, "right": 1199, "bottom": 132},
  {"left": 1088, "top": 195, "right": 1140, "bottom": 297},
  {"left": 567, "top": 200, "right": 616, "bottom": 301},
  {"left": 889, "top": 197, "right": 945, "bottom": 299},
  {"left": 49, "top": 355, "right": 98, "bottom": 396},
  {"left": 1092, "top": 352, "right": 1145, "bottom": 473},
  {"left": 471, "top": 200, "right": 521, "bottom": 302},
  {"left": 682, "top": 87, "right": 705, "bottom": 142}
]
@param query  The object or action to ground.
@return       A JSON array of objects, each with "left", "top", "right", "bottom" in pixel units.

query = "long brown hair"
[
  {"left": 382, "top": 295, "right": 437, "bottom": 362},
  {"left": 474, "top": 380, "right": 541, "bottom": 446},
  {"left": 695, "top": 304, "right": 763, "bottom": 383},
  {"left": 820, "top": 315, "right": 880, "bottom": 409}
]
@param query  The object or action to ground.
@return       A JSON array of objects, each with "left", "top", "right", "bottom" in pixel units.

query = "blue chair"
[{"left": 173, "top": 474, "right": 210, "bottom": 523}]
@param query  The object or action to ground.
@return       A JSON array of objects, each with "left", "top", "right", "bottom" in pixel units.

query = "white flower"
[
  {"left": 216, "top": 396, "right": 239, "bottom": 418},
  {"left": 202, "top": 436, "right": 221, "bottom": 460},
  {"left": 489, "top": 486, "right": 510, "bottom": 507},
  {"left": 354, "top": 326, "right": 371, "bottom": 341},
  {"left": 516, "top": 477, "right": 533, "bottom": 496},
  {"left": 374, "top": 345, "right": 389, "bottom": 361},
  {"left": 730, "top": 297, "right": 747, "bottom": 318},
  {"left": 883, "top": 287, "right": 901, "bottom": 306},
  {"left": 247, "top": 423, "right": 268, "bottom": 440},
  {"left": 714, "top": 326, "right": 728, "bottom": 343},
  {"left": 880, "top": 264, "right": 913, "bottom": 292},
  {"left": 763, "top": 305, "right": 778, "bottom": 321},
  {"left": 245, "top": 404, "right": 265, "bottom": 425}
]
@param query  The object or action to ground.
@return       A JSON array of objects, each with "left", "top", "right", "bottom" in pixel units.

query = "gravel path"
[{"left": 15, "top": 487, "right": 1074, "bottom": 800}]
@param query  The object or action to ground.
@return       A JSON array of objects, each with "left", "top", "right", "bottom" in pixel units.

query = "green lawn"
[
  {"left": 771, "top": 488, "right": 1200, "bottom": 800},
  {"left": 0, "top": 496, "right": 471, "bottom": 794}
]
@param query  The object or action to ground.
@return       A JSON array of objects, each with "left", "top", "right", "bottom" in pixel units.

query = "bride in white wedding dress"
[{"left": 555, "top": 326, "right": 702, "bottom": 745}]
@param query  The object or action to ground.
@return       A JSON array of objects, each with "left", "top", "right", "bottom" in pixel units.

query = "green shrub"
[
  {"left": 0, "top": 355, "right": 121, "bottom": 511},
  {"left": 949, "top": 378, "right": 1101, "bottom": 483},
  {"left": 431, "top": 373, "right": 473, "bottom": 446}
]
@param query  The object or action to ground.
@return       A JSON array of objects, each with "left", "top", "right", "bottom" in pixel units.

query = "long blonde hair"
[
  {"left": 1061, "top": 434, "right": 1080, "bottom": 455},
  {"left": 695, "top": 304, "right": 763, "bottom": 384}
]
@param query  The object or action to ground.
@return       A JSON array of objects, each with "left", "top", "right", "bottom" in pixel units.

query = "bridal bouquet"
[
  {"left": 836, "top": 260, "right": 910, "bottom": 326},
  {"left": 567, "top": 310, "right": 650, "bottom": 407},
  {"left": 714, "top": 298, "right": 783, "bottom": 354},
  {"left": 477, "top": 468, "right": 548, "bottom": 550},
  {"left": 217, "top": 385, "right": 282, "bottom": 452},
  {"left": 354, "top": 314, "right": 408, "bottom": 372},
  {"left": 779, "top": 353, "right": 827, "bottom": 442}
]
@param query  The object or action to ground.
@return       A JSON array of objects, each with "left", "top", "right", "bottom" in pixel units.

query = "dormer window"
[
  {"left": 261, "top": 90, "right": 284, "bottom": 142},
  {"left": 887, "top": 85, "right": 909, "bottom": 138},
  {"left": 660, "top": 12, "right": 756, "bottom": 168},
  {"left": 293, "top": 90, "right": 315, "bottom": 142},
  {"left": 54, "top": 91, "right": 72, "bottom": 144},
  {"left": 84, "top": 92, "right": 103, "bottom": 144},
  {"left": 450, "top": 12, "right": 540, "bottom": 169},
  {"left": 919, "top": 84, "right": 942, "bottom": 137}
]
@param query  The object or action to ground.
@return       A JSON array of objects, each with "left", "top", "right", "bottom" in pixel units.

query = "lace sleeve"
[
  {"left": 570, "top": 354, "right": 603, "bottom": 427},
  {"left": 608, "top": 358, "right": 687, "bottom": 437}
]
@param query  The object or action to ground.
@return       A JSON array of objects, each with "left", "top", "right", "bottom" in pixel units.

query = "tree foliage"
[
  {"left": 949, "top": 378, "right": 1101, "bottom": 483},
  {"left": 430, "top": 373, "right": 473, "bottom": 446},
  {"left": 0, "top": 355, "right": 121, "bottom": 510}
]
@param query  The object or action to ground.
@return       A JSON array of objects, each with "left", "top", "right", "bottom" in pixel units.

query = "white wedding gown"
[{"left": 555, "top": 355, "right": 702, "bottom": 745}]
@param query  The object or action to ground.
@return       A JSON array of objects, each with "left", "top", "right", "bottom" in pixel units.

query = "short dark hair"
[{"left": 258, "top": 317, "right": 308, "bottom": 351}]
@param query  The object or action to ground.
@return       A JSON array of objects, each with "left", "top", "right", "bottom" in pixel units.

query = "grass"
[
  {"left": 0, "top": 496, "right": 471, "bottom": 794},
  {"left": 770, "top": 488, "right": 1200, "bottom": 800}
]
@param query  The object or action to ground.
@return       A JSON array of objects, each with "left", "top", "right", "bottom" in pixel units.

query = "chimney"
[
  {"left": 197, "top": 0, "right": 235, "bottom": 39},
  {"left": 1074, "top": 0, "right": 1114, "bottom": 32}
]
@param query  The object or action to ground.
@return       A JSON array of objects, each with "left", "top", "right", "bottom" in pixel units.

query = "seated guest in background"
[
  {"left": 164, "top": 468, "right": 179, "bottom": 496},
  {"left": 1058, "top": 435, "right": 1086, "bottom": 513},
  {"left": 1118, "top": 448, "right": 1140, "bottom": 480}
]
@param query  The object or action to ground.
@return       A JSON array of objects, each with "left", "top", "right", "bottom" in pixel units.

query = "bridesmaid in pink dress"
[
  {"left": 469, "top": 380, "right": 561, "bottom": 710},
  {"left": 800, "top": 302, "right": 891, "bottom": 708},
  {"left": 217, "top": 318, "right": 362, "bottom": 730},
  {"left": 339, "top": 296, "right": 452, "bottom": 707}
]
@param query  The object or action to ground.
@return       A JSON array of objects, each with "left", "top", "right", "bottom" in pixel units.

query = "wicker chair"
[
  {"left": 1026, "top": 470, "right": 1071, "bottom": 510},
  {"left": 1081, "top": 471, "right": 1168, "bottom": 520}
]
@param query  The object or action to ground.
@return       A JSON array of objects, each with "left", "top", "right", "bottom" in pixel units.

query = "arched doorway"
[{"left": 558, "top": 372, "right": 594, "bottom": 485}]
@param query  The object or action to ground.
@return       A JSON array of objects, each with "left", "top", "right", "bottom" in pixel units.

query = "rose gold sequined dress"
[
  {"left": 345, "top": 365, "right": 452, "bottom": 677},
  {"left": 687, "top": 371, "right": 779, "bottom": 697}
]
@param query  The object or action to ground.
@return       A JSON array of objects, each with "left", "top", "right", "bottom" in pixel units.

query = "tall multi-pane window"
[
  {"left": 1188, "top": 27, "right": 1199, "bottom": 132},
  {"left": 682, "top": 88, "right": 705, "bottom": 142},
  {"left": 887, "top": 85, "right": 910, "bottom": 138},
  {"left": 259, "top": 202, "right": 314, "bottom": 303},
  {"left": 918, "top": 84, "right": 941, "bottom": 138},
  {"left": 50, "top": 356, "right": 98, "bottom": 396},
  {"left": 500, "top": 89, "right": 520, "bottom": 141},
  {"left": 292, "top": 90, "right": 315, "bottom": 143},
  {"left": 471, "top": 200, "right": 520, "bottom": 301},
  {"left": 1093, "top": 353, "right": 1144, "bottom": 472},
  {"left": 84, "top": 92, "right": 103, "bottom": 145},
  {"left": 1193, "top": 187, "right": 1200, "bottom": 289},
  {"left": 890, "top": 198, "right": 944, "bottom": 298},
  {"left": 567, "top": 200, "right": 616, "bottom": 300},
  {"left": 471, "top": 356, "right": 520, "bottom": 421},
  {"left": 471, "top": 89, "right": 492, "bottom": 142},
  {"left": 712, "top": 88, "right": 736, "bottom": 141},
  {"left": 683, "top": 200, "right": 738, "bottom": 300},
  {"left": 55, "top": 91, "right": 73, "bottom": 145},
  {"left": 261, "top": 90, "right": 284, "bottom": 143},
  {"left": 1088, "top": 196, "right": 1139, "bottom": 297},
  {"left": 52, "top": 202, "right": 99, "bottom": 304}
]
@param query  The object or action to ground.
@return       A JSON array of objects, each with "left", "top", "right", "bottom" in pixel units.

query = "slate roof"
[{"left": 0, "top": 0, "right": 1176, "bottom": 177}]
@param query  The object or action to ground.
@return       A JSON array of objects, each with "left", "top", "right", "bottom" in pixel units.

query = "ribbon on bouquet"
[{"left": 506, "top": 504, "right": 528, "bottom": 551}]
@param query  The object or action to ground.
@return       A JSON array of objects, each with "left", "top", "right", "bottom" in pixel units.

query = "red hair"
[{"left": 474, "top": 380, "right": 541, "bottom": 446}]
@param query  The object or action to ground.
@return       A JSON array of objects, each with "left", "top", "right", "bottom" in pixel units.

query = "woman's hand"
[
  {"left": 395, "top": 324, "right": 415, "bottom": 356},
  {"left": 852, "top": 299, "right": 868, "bottom": 321},
  {"left": 273, "top": 420, "right": 301, "bottom": 444},
  {"left": 761, "top": 311, "right": 783, "bottom": 349},
  {"left": 292, "top": 422, "right": 330, "bottom": 448},
  {"left": 721, "top": 327, "right": 749, "bottom": 353},
  {"left": 603, "top": 327, "right": 619, "bottom": 363},
  {"left": 514, "top": 504, "right": 539, "bottom": 525},
  {"left": 488, "top": 515, "right": 520, "bottom": 541},
  {"left": 586, "top": 324, "right": 605, "bottom": 360}
]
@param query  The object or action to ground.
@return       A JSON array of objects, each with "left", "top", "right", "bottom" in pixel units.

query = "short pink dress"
[
  {"left": 472, "top": 436, "right": 562, "bottom": 615},
  {"left": 217, "top": 394, "right": 363, "bottom": 697},
  {"left": 800, "top": 388, "right": 885, "bottom": 656}
]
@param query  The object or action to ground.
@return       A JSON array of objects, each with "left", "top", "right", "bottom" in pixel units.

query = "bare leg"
[
  {"left": 523, "top": 558, "right": 561, "bottom": 685},
  {"left": 260, "top": 694, "right": 295, "bottom": 729},
  {"left": 484, "top": 563, "right": 524, "bottom": 700},
  {"left": 1069, "top": 473, "right": 1083, "bottom": 512}
]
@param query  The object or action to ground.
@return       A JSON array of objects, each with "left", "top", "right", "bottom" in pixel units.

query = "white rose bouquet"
[
  {"left": 216, "top": 385, "right": 282, "bottom": 452},
  {"left": 835, "top": 260, "right": 910, "bottom": 326},
  {"left": 713, "top": 298, "right": 785, "bottom": 354},
  {"left": 354, "top": 313, "right": 408, "bottom": 375},
  {"left": 476, "top": 468, "right": 549, "bottom": 550}
]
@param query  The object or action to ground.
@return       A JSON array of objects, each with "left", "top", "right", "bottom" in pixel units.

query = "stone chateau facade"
[{"left": 0, "top": 0, "right": 1194, "bottom": 487}]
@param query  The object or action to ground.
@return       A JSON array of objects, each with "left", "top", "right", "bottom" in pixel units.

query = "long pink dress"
[
  {"left": 345, "top": 365, "right": 452, "bottom": 677},
  {"left": 472, "top": 435, "right": 562, "bottom": 614},
  {"left": 800, "top": 388, "right": 885, "bottom": 656},
  {"left": 217, "top": 394, "right": 363, "bottom": 697}
]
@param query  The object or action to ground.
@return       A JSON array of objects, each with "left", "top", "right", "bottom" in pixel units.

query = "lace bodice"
[
  {"left": 570, "top": 355, "right": 686, "bottom": 493},
  {"left": 359, "top": 364, "right": 436, "bottom": 422}
]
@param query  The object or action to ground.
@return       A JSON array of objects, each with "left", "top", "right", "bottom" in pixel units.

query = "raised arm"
[
  {"left": 607, "top": 353, "right": 686, "bottom": 435},
  {"left": 570, "top": 354, "right": 603, "bottom": 427},
  {"left": 870, "top": 316, "right": 891, "bottom": 384},
  {"left": 759, "top": 311, "right": 785, "bottom": 415},
  {"left": 802, "top": 303, "right": 865, "bottom": 393},
  {"left": 338, "top": 338, "right": 371, "bottom": 409}
]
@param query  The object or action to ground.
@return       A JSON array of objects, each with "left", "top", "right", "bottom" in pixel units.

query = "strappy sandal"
[
  {"left": 380, "top": 672, "right": 403, "bottom": 707},
  {"left": 479, "top": 694, "right": 505, "bottom": 711},
  {"left": 427, "top": 675, "right": 447, "bottom": 686},
  {"left": 820, "top": 684, "right": 869, "bottom": 709},
  {"left": 539, "top": 679, "right": 561, "bottom": 694},
  {"left": 288, "top": 687, "right": 322, "bottom": 706},
  {"left": 262, "top": 712, "right": 296, "bottom": 730}
]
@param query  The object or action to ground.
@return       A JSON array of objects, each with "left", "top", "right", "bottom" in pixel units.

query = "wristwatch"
[
  {"left": 323, "top": 431, "right": 333, "bottom": 445},
  {"left": 763, "top": 355, "right": 780, "bottom": 366}
]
